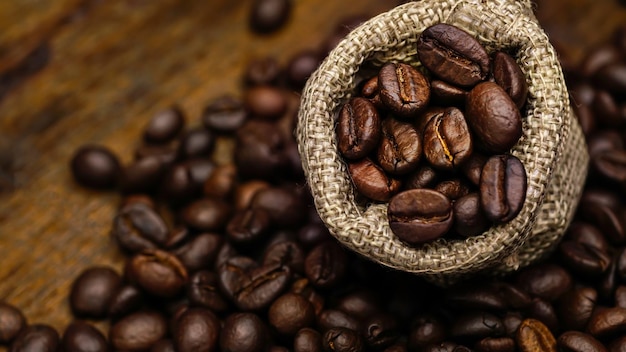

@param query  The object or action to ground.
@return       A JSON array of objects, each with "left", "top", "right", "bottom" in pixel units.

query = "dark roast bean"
[
  {"left": 445, "top": 283, "right": 507, "bottom": 312},
  {"left": 403, "top": 165, "right": 438, "bottom": 190},
  {"left": 151, "top": 340, "right": 175, "bottom": 352},
  {"left": 203, "top": 163, "right": 237, "bottom": 199},
  {"left": 202, "top": 96, "right": 247, "bottom": 133},
  {"left": 378, "top": 62, "right": 430, "bottom": 118},
  {"left": 245, "top": 85, "right": 287, "bottom": 120},
  {"left": 227, "top": 208, "right": 272, "bottom": 244},
  {"left": 317, "top": 309, "right": 362, "bottom": 332},
  {"left": 297, "top": 223, "right": 333, "bottom": 249},
  {"left": 180, "top": 198, "right": 232, "bottom": 232},
  {"left": 594, "top": 63, "right": 626, "bottom": 96},
  {"left": 408, "top": 314, "right": 446, "bottom": 351},
  {"left": 377, "top": 117, "right": 422, "bottom": 175},
  {"left": 516, "top": 319, "right": 556, "bottom": 352},
  {"left": 235, "top": 180, "right": 270, "bottom": 210},
  {"left": 587, "top": 307, "right": 626, "bottom": 338},
  {"left": 593, "top": 90, "right": 622, "bottom": 127},
  {"left": 305, "top": 241, "right": 347, "bottom": 289},
  {"left": 527, "top": 298, "right": 559, "bottom": 334},
  {"left": 348, "top": 158, "right": 402, "bottom": 202},
  {"left": 516, "top": 263, "right": 572, "bottom": 301},
  {"left": 422, "top": 107, "right": 472, "bottom": 170},
  {"left": 387, "top": 189, "right": 453, "bottom": 244},
  {"left": 249, "top": 0, "right": 291, "bottom": 33},
  {"left": 566, "top": 222, "right": 609, "bottom": 253},
  {"left": 323, "top": 328, "right": 364, "bottom": 352},
  {"left": 581, "top": 45, "right": 622, "bottom": 77},
  {"left": 109, "top": 311, "right": 167, "bottom": 352},
  {"left": 335, "top": 290, "right": 381, "bottom": 320},
  {"left": 557, "top": 286, "right": 597, "bottom": 331},
  {"left": 174, "top": 308, "right": 220, "bottom": 352},
  {"left": 492, "top": 52, "right": 528, "bottom": 108},
  {"left": 466, "top": 82, "right": 523, "bottom": 153},
  {"left": 108, "top": 285, "right": 143, "bottom": 319},
  {"left": 135, "top": 144, "right": 178, "bottom": 167},
  {"left": 70, "top": 145, "right": 120, "bottom": 189},
  {"left": 9, "top": 324, "right": 59, "bottom": 352},
  {"left": 417, "top": 23, "right": 490, "bottom": 87},
  {"left": 434, "top": 179, "right": 470, "bottom": 201},
  {"left": 70, "top": 266, "right": 122, "bottom": 319},
  {"left": 557, "top": 331, "right": 607, "bottom": 352},
  {"left": 160, "top": 160, "right": 214, "bottom": 204},
  {"left": 179, "top": 128, "right": 215, "bottom": 159},
  {"left": 287, "top": 50, "right": 321, "bottom": 89},
  {"left": 235, "top": 120, "right": 287, "bottom": 180},
  {"left": 503, "top": 313, "right": 523, "bottom": 338},
  {"left": 187, "top": 270, "right": 229, "bottom": 312},
  {"left": 262, "top": 240, "right": 305, "bottom": 273},
  {"left": 474, "top": 337, "right": 515, "bottom": 352},
  {"left": 430, "top": 80, "right": 467, "bottom": 106},
  {"left": 128, "top": 249, "right": 188, "bottom": 298},
  {"left": 558, "top": 240, "right": 612, "bottom": 277},
  {"left": 62, "top": 321, "right": 108, "bottom": 352},
  {"left": 490, "top": 282, "right": 532, "bottom": 309},
  {"left": 251, "top": 186, "right": 307, "bottom": 228},
  {"left": 587, "top": 130, "right": 623, "bottom": 156},
  {"left": 449, "top": 312, "right": 504, "bottom": 340},
  {"left": 361, "top": 76, "right": 383, "bottom": 108},
  {"left": 461, "top": 153, "right": 488, "bottom": 186},
  {"left": 579, "top": 203, "right": 626, "bottom": 244},
  {"left": 112, "top": 202, "right": 168, "bottom": 253},
  {"left": 173, "top": 233, "right": 223, "bottom": 272},
  {"left": 245, "top": 57, "right": 281, "bottom": 87},
  {"left": 294, "top": 328, "right": 323, "bottom": 352},
  {"left": 220, "top": 313, "right": 269, "bottom": 352},
  {"left": 361, "top": 313, "right": 399, "bottom": 350},
  {"left": 143, "top": 107, "right": 185, "bottom": 144},
  {"left": 290, "top": 279, "right": 325, "bottom": 317},
  {"left": 453, "top": 193, "right": 490, "bottom": 237},
  {"left": 119, "top": 156, "right": 165, "bottom": 194},
  {"left": 268, "top": 293, "right": 315, "bottom": 335},
  {"left": 336, "top": 97, "right": 381, "bottom": 160},
  {"left": 0, "top": 302, "right": 25, "bottom": 344},
  {"left": 480, "top": 154, "right": 527, "bottom": 223},
  {"left": 591, "top": 150, "right": 626, "bottom": 186}
]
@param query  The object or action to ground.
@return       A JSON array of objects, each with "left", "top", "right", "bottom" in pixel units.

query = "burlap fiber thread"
[{"left": 296, "top": 0, "right": 589, "bottom": 284}]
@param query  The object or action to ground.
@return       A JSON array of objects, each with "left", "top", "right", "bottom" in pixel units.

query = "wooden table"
[{"left": 0, "top": 0, "right": 625, "bottom": 344}]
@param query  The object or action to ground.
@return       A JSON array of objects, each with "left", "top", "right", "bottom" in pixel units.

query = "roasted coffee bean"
[
  {"left": 587, "top": 306, "right": 626, "bottom": 338},
  {"left": 294, "top": 328, "right": 323, "bottom": 352},
  {"left": 336, "top": 97, "right": 381, "bottom": 160},
  {"left": 516, "top": 319, "right": 556, "bottom": 352},
  {"left": 474, "top": 337, "right": 515, "bottom": 352},
  {"left": 323, "top": 328, "right": 364, "bottom": 352},
  {"left": 566, "top": 222, "right": 610, "bottom": 253},
  {"left": 297, "top": 223, "right": 333, "bottom": 249},
  {"left": 527, "top": 298, "right": 559, "bottom": 333},
  {"left": 10, "top": 324, "right": 60, "bottom": 352},
  {"left": 408, "top": 315, "right": 446, "bottom": 350},
  {"left": 377, "top": 117, "right": 422, "bottom": 175},
  {"left": 135, "top": 144, "right": 178, "bottom": 167},
  {"left": 128, "top": 249, "right": 188, "bottom": 298},
  {"left": 378, "top": 62, "right": 430, "bottom": 118},
  {"left": 179, "top": 128, "right": 215, "bottom": 159},
  {"left": 403, "top": 165, "right": 438, "bottom": 190},
  {"left": 417, "top": 23, "right": 490, "bottom": 87},
  {"left": 269, "top": 293, "right": 315, "bottom": 335},
  {"left": 558, "top": 240, "right": 612, "bottom": 277},
  {"left": 423, "top": 107, "right": 472, "bottom": 170},
  {"left": 173, "top": 233, "right": 223, "bottom": 272},
  {"left": 361, "top": 76, "right": 383, "bottom": 108},
  {"left": 480, "top": 154, "right": 527, "bottom": 223},
  {"left": 112, "top": 202, "right": 168, "bottom": 253},
  {"left": 235, "top": 120, "right": 287, "bottom": 180},
  {"left": 581, "top": 45, "right": 622, "bottom": 77},
  {"left": 304, "top": 241, "right": 347, "bottom": 289},
  {"left": 579, "top": 203, "right": 626, "bottom": 244},
  {"left": 249, "top": 0, "right": 291, "bottom": 33},
  {"left": 586, "top": 130, "right": 623, "bottom": 156},
  {"left": 387, "top": 189, "right": 453, "bottom": 244},
  {"left": 0, "top": 302, "right": 25, "bottom": 344},
  {"left": 516, "top": 263, "right": 572, "bottom": 301},
  {"left": 235, "top": 180, "right": 271, "bottom": 210},
  {"left": 180, "top": 198, "right": 232, "bottom": 232},
  {"left": 262, "top": 240, "right": 305, "bottom": 273},
  {"left": 317, "top": 309, "right": 361, "bottom": 332},
  {"left": 245, "top": 57, "right": 281, "bottom": 87},
  {"left": 449, "top": 312, "right": 504, "bottom": 340},
  {"left": 220, "top": 313, "right": 269, "bottom": 352},
  {"left": 466, "top": 82, "right": 523, "bottom": 153},
  {"left": 430, "top": 80, "right": 467, "bottom": 106},
  {"left": 202, "top": 96, "right": 248, "bottom": 133},
  {"left": 461, "top": 153, "right": 488, "bottom": 187},
  {"left": 335, "top": 290, "right": 380, "bottom": 320},
  {"left": 593, "top": 90, "right": 622, "bottom": 127},
  {"left": 151, "top": 340, "right": 175, "bottom": 352},
  {"left": 160, "top": 160, "right": 214, "bottom": 204},
  {"left": 251, "top": 186, "right": 307, "bottom": 228},
  {"left": 187, "top": 270, "right": 229, "bottom": 312},
  {"left": 218, "top": 256, "right": 291, "bottom": 311},
  {"left": 108, "top": 285, "right": 143, "bottom": 319},
  {"left": 434, "top": 179, "right": 470, "bottom": 201},
  {"left": 348, "top": 158, "right": 402, "bottom": 201},
  {"left": 119, "top": 156, "right": 165, "bottom": 194},
  {"left": 70, "top": 266, "right": 122, "bottom": 319},
  {"left": 453, "top": 193, "right": 490, "bottom": 237},
  {"left": 227, "top": 208, "right": 272, "bottom": 244},
  {"left": 62, "top": 321, "right": 108, "bottom": 352},
  {"left": 203, "top": 163, "right": 237, "bottom": 199},
  {"left": 445, "top": 284, "right": 507, "bottom": 312},
  {"left": 287, "top": 50, "right": 321, "bottom": 89},
  {"left": 174, "top": 308, "right": 220, "bottom": 352},
  {"left": 109, "top": 311, "right": 167, "bottom": 351},
  {"left": 557, "top": 331, "right": 607, "bottom": 352},
  {"left": 165, "top": 225, "right": 192, "bottom": 249},
  {"left": 70, "top": 145, "right": 120, "bottom": 189},
  {"left": 245, "top": 85, "right": 288, "bottom": 120},
  {"left": 492, "top": 52, "right": 528, "bottom": 108},
  {"left": 503, "top": 313, "right": 523, "bottom": 338},
  {"left": 143, "top": 107, "right": 185, "bottom": 144},
  {"left": 557, "top": 286, "right": 597, "bottom": 331},
  {"left": 290, "top": 279, "right": 325, "bottom": 317},
  {"left": 361, "top": 313, "right": 399, "bottom": 350},
  {"left": 594, "top": 63, "right": 626, "bottom": 96},
  {"left": 591, "top": 150, "right": 626, "bottom": 186},
  {"left": 490, "top": 282, "right": 532, "bottom": 309}
]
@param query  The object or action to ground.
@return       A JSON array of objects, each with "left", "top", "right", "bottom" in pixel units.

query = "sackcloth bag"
[{"left": 296, "top": 0, "right": 589, "bottom": 285}]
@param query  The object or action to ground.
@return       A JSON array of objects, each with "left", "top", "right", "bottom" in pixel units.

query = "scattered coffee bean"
[
  {"left": 69, "top": 266, "right": 122, "bottom": 319},
  {"left": 109, "top": 311, "right": 167, "bottom": 351},
  {"left": 62, "top": 321, "right": 108, "bottom": 352},
  {"left": 220, "top": 313, "right": 269, "bottom": 352},
  {"left": 127, "top": 249, "right": 188, "bottom": 298},
  {"left": 0, "top": 302, "right": 26, "bottom": 344},
  {"left": 9, "top": 324, "right": 60, "bottom": 352},
  {"left": 70, "top": 145, "right": 120, "bottom": 189},
  {"left": 174, "top": 308, "right": 220, "bottom": 352},
  {"left": 378, "top": 62, "right": 430, "bottom": 118},
  {"left": 143, "top": 107, "right": 185, "bottom": 144},
  {"left": 249, "top": 0, "right": 291, "bottom": 33},
  {"left": 268, "top": 293, "right": 315, "bottom": 335}
]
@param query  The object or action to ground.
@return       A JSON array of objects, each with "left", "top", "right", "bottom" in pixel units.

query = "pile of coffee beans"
[
  {"left": 2, "top": 9, "right": 626, "bottom": 352},
  {"left": 335, "top": 23, "right": 528, "bottom": 245}
]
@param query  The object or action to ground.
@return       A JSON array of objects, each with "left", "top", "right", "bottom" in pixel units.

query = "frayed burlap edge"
[{"left": 296, "top": 0, "right": 588, "bottom": 285}]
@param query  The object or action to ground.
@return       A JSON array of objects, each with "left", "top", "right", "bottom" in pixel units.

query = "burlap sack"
[{"left": 297, "top": 0, "right": 590, "bottom": 284}]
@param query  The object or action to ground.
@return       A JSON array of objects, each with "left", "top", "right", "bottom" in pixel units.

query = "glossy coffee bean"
[
  {"left": 587, "top": 307, "right": 626, "bottom": 338},
  {"left": 378, "top": 62, "right": 430, "bottom": 118},
  {"left": 591, "top": 150, "right": 626, "bottom": 186},
  {"left": 159, "top": 160, "right": 214, "bottom": 204},
  {"left": 516, "top": 263, "right": 572, "bottom": 301},
  {"left": 453, "top": 193, "right": 490, "bottom": 237},
  {"left": 449, "top": 312, "right": 504, "bottom": 340},
  {"left": 173, "top": 233, "right": 223, "bottom": 272},
  {"left": 108, "top": 285, "right": 143, "bottom": 319},
  {"left": 109, "top": 311, "right": 167, "bottom": 351},
  {"left": 423, "top": 107, "right": 472, "bottom": 170},
  {"left": 466, "top": 82, "right": 523, "bottom": 153},
  {"left": 527, "top": 298, "right": 559, "bottom": 333},
  {"left": 174, "top": 308, "right": 220, "bottom": 352},
  {"left": 70, "top": 145, "right": 120, "bottom": 189},
  {"left": 128, "top": 249, "right": 188, "bottom": 298},
  {"left": 474, "top": 337, "right": 515, "bottom": 352},
  {"left": 262, "top": 240, "right": 305, "bottom": 273},
  {"left": 557, "top": 286, "right": 597, "bottom": 331},
  {"left": 430, "top": 80, "right": 467, "bottom": 106},
  {"left": 361, "top": 76, "right": 383, "bottom": 108},
  {"left": 461, "top": 153, "right": 487, "bottom": 186},
  {"left": 180, "top": 198, "right": 232, "bottom": 232},
  {"left": 323, "top": 328, "right": 364, "bottom": 352},
  {"left": 70, "top": 266, "right": 122, "bottom": 319},
  {"left": 112, "top": 202, "right": 168, "bottom": 253},
  {"left": 62, "top": 321, "right": 108, "bottom": 352},
  {"left": 594, "top": 63, "right": 626, "bottom": 96},
  {"left": 179, "top": 128, "right": 215, "bottom": 159},
  {"left": 579, "top": 202, "right": 626, "bottom": 244},
  {"left": 403, "top": 165, "right": 438, "bottom": 190},
  {"left": 245, "top": 85, "right": 287, "bottom": 120},
  {"left": 566, "top": 222, "right": 609, "bottom": 253},
  {"left": 202, "top": 95, "right": 248, "bottom": 133},
  {"left": 143, "top": 107, "right": 185, "bottom": 144},
  {"left": 336, "top": 97, "right": 381, "bottom": 160},
  {"left": 220, "top": 313, "right": 269, "bottom": 352},
  {"left": 234, "top": 180, "right": 270, "bottom": 210},
  {"left": 187, "top": 270, "right": 229, "bottom": 313},
  {"left": 294, "top": 328, "right": 323, "bottom": 352},
  {"left": 0, "top": 302, "right": 25, "bottom": 344},
  {"left": 203, "top": 163, "right": 237, "bottom": 199},
  {"left": 492, "top": 52, "right": 528, "bottom": 108},
  {"left": 304, "top": 241, "right": 347, "bottom": 289},
  {"left": 348, "top": 158, "right": 402, "bottom": 202},
  {"left": 377, "top": 116, "right": 421, "bottom": 174},
  {"left": 317, "top": 309, "right": 361, "bottom": 332},
  {"left": 558, "top": 240, "right": 612, "bottom": 277},
  {"left": 235, "top": 120, "right": 287, "bottom": 180},
  {"left": 119, "top": 156, "right": 165, "bottom": 194},
  {"left": 245, "top": 57, "right": 281, "bottom": 86},
  {"left": 387, "top": 189, "right": 453, "bottom": 244},
  {"left": 335, "top": 290, "right": 381, "bottom": 320},
  {"left": 434, "top": 179, "right": 470, "bottom": 201},
  {"left": 445, "top": 284, "right": 507, "bottom": 312},
  {"left": 250, "top": 186, "right": 306, "bottom": 228},
  {"left": 592, "top": 90, "right": 622, "bottom": 127},
  {"left": 268, "top": 293, "right": 315, "bottom": 335},
  {"left": 557, "top": 331, "right": 607, "bottom": 352},
  {"left": 516, "top": 319, "right": 556, "bottom": 352},
  {"left": 480, "top": 154, "right": 527, "bottom": 223},
  {"left": 287, "top": 50, "right": 321, "bottom": 89},
  {"left": 227, "top": 208, "right": 272, "bottom": 245},
  {"left": 417, "top": 23, "right": 490, "bottom": 87},
  {"left": 9, "top": 324, "right": 59, "bottom": 352},
  {"left": 361, "top": 313, "right": 399, "bottom": 350},
  {"left": 249, "top": 0, "right": 291, "bottom": 33},
  {"left": 408, "top": 314, "right": 446, "bottom": 350}
]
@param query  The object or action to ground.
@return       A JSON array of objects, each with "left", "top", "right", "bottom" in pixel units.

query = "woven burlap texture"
[{"left": 296, "top": 0, "right": 589, "bottom": 284}]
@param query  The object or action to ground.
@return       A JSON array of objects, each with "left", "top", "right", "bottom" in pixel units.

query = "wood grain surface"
[{"left": 0, "top": 0, "right": 625, "bottom": 344}]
